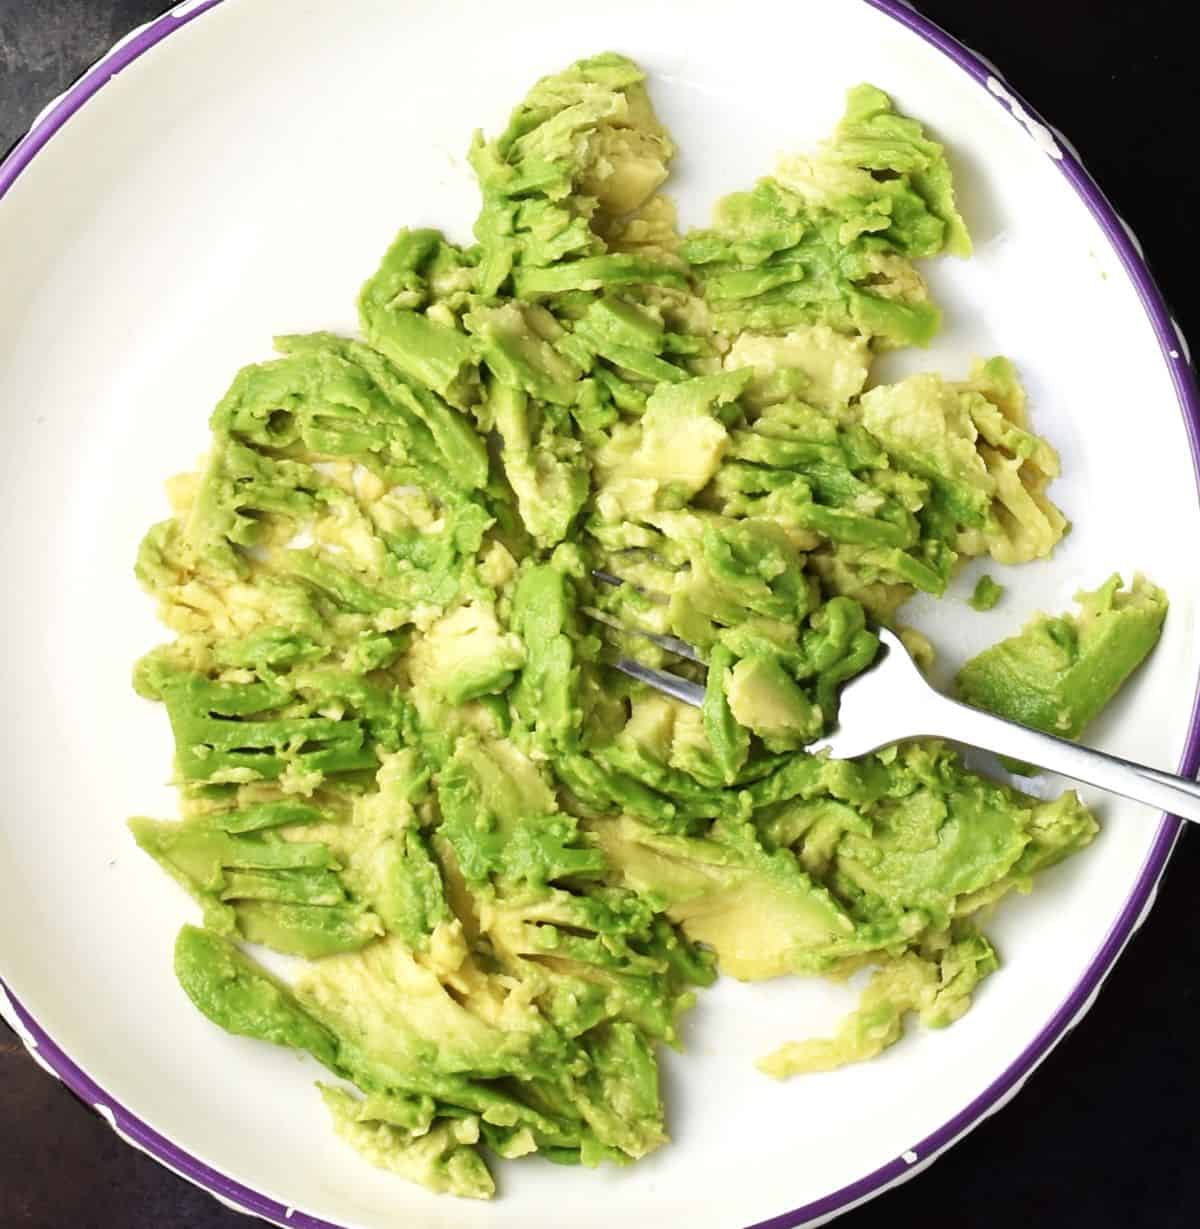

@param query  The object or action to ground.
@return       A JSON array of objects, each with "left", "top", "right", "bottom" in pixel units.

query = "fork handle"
[{"left": 922, "top": 692, "right": 1200, "bottom": 824}]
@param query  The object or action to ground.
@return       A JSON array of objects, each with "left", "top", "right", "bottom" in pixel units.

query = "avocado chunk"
[
  {"left": 758, "top": 930, "right": 998, "bottom": 1077},
  {"left": 593, "top": 371, "right": 748, "bottom": 517},
  {"left": 859, "top": 358, "right": 1066, "bottom": 565},
  {"left": 969, "top": 573, "right": 1005, "bottom": 611},
  {"left": 957, "top": 574, "right": 1167, "bottom": 740},
  {"left": 490, "top": 380, "right": 589, "bottom": 548},
  {"left": 723, "top": 325, "right": 871, "bottom": 412},
  {"left": 726, "top": 655, "right": 823, "bottom": 750},
  {"left": 407, "top": 600, "right": 525, "bottom": 706},
  {"left": 320, "top": 1086, "right": 495, "bottom": 1201},
  {"left": 681, "top": 83, "right": 967, "bottom": 348},
  {"left": 509, "top": 562, "right": 585, "bottom": 751},
  {"left": 131, "top": 818, "right": 380, "bottom": 955},
  {"left": 174, "top": 924, "right": 340, "bottom": 1067},
  {"left": 702, "top": 645, "right": 751, "bottom": 783},
  {"left": 588, "top": 814, "right": 864, "bottom": 979},
  {"left": 358, "top": 228, "right": 481, "bottom": 410},
  {"left": 468, "top": 51, "right": 677, "bottom": 298}
]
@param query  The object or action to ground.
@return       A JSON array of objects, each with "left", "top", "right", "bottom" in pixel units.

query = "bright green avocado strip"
[{"left": 127, "top": 53, "right": 1159, "bottom": 1203}]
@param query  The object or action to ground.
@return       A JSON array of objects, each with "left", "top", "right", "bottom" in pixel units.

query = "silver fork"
[{"left": 597, "top": 613, "right": 1200, "bottom": 823}]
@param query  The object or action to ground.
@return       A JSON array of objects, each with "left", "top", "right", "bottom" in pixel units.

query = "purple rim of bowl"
[{"left": 1, "top": 1, "right": 1197, "bottom": 1226}]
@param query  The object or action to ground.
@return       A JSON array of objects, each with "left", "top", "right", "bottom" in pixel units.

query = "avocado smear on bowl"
[{"left": 130, "top": 54, "right": 1165, "bottom": 1199}]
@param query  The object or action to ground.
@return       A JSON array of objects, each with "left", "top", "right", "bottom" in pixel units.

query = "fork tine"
[
  {"left": 580, "top": 606, "right": 705, "bottom": 664},
  {"left": 588, "top": 569, "right": 705, "bottom": 664},
  {"left": 608, "top": 656, "right": 706, "bottom": 708},
  {"left": 591, "top": 567, "right": 668, "bottom": 605},
  {"left": 581, "top": 580, "right": 708, "bottom": 704}
]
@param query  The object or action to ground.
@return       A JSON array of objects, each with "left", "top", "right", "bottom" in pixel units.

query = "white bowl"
[{"left": 1, "top": 2, "right": 1197, "bottom": 1226}]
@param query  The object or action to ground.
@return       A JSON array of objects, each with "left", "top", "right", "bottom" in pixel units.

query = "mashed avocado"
[{"left": 130, "top": 54, "right": 1160, "bottom": 1200}]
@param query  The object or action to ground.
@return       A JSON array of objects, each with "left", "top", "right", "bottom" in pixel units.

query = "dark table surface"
[{"left": 2, "top": 2, "right": 1198, "bottom": 1226}]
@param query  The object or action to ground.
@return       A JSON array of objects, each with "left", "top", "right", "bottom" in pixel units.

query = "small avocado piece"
[
  {"left": 588, "top": 814, "right": 864, "bottom": 979},
  {"left": 361, "top": 308, "right": 478, "bottom": 406},
  {"left": 466, "top": 303, "right": 584, "bottom": 406},
  {"left": 297, "top": 932, "right": 531, "bottom": 1078},
  {"left": 321, "top": 335, "right": 490, "bottom": 492},
  {"left": 319, "top": 1086, "right": 494, "bottom": 1201},
  {"left": 513, "top": 254, "right": 687, "bottom": 298},
  {"left": 132, "top": 819, "right": 382, "bottom": 957},
  {"left": 954, "top": 789, "right": 1098, "bottom": 915},
  {"left": 757, "top": 930, "right": 997, "bottom": 1077},
  {"left": 595, "top": 372, "right": 749, "bottom": 516},
  {"left": 702, "top": 644, "right": 751, "bottom": 784},
  {"left": 509, "top": 563, "right": 583, "bottom": 751},
  {"left": 566, "top": 1022, "right": 667, "bottom": 1161},
  {"left": 578, "top": 295, "right": 665, "bottom": 351},
  {"left": 144, "top": 663, "right": 378, "bottom": 785},
  {"left": 408, "top": 601, "right": 526, "bottom": 707},
  {"left": 203, "top": 800, "right": 325, "bottom": 834},
  {"left": 957, "top": 574, "right": 1168, "bottom": 740},
  {"left": 358, "top": 227, "right": 480, "bottom": 408},
  {"left": 835, "top": 776, "right": 1031, "bottom": 929},
  {"left": 210, "top": 334, "right": 488, "bottom": 500},
  {"left": 723, "top": 325, "right": 870, "bottom": 412},
  {"left": 344, "top": 776, "right": 449, "bottom": 952},
  {"left": 234, "top": 900, "right": 383, "bottom": 959},
  {"left": 647, "top": 512, "right": 815, "bottom": 635},
  {"left": 573, "top": 296, "right": 686, "bottom": 385},
  {"left": 468, "top": 52, "right": 676, "bottom": 296},
  {"left": 436, "top": 735, "right": 566, "bottom": 882},
  {"left": 490, "top": 382, "right": 589, "bottom": 548},
  {"left": 822, "top": 82, "right": 971, "bottom": 258},
  {"left": 859, "top": 372, "right": 996, "bottom": 528},
  {"left": 174, "top": 924, "right": 340, "bottom": 1068},
  {"left": 969, "top": 574, "right": 1005, "bottom": 611},
  {"left": 725, "top": 656, "right": 823, "bottom": 750},
  {"left": 681, "top": 81, "right": 967, "bottom": 351},
  {"left": 859, "top": 362, "right": 1066, "bottom": 565}
]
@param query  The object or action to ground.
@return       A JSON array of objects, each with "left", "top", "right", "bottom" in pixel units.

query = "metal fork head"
[
  {"left": 582, "top": 588, "right": 1200, "bottom": 821},
  {"left": 584, "top": 570, "right": 938, "bottom": 761},
  {"left": 807, "top": 627, "right": 938, "bottom": 759}
]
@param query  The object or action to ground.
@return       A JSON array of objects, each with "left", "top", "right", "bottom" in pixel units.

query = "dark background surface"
[{"left": 2, "top": 1, "right": 1197, "bottom": 1226}]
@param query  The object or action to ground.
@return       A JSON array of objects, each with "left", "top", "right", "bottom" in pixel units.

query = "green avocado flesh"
[
  {"left": 130, "top": 54, "right": 1162, "bottom": 1199},
  {"left": 969, "top": 573, "right": 1004, "bottom": 612},
  {"left": 957, "top": 575, "right": 1168, "bottom": 740}
]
